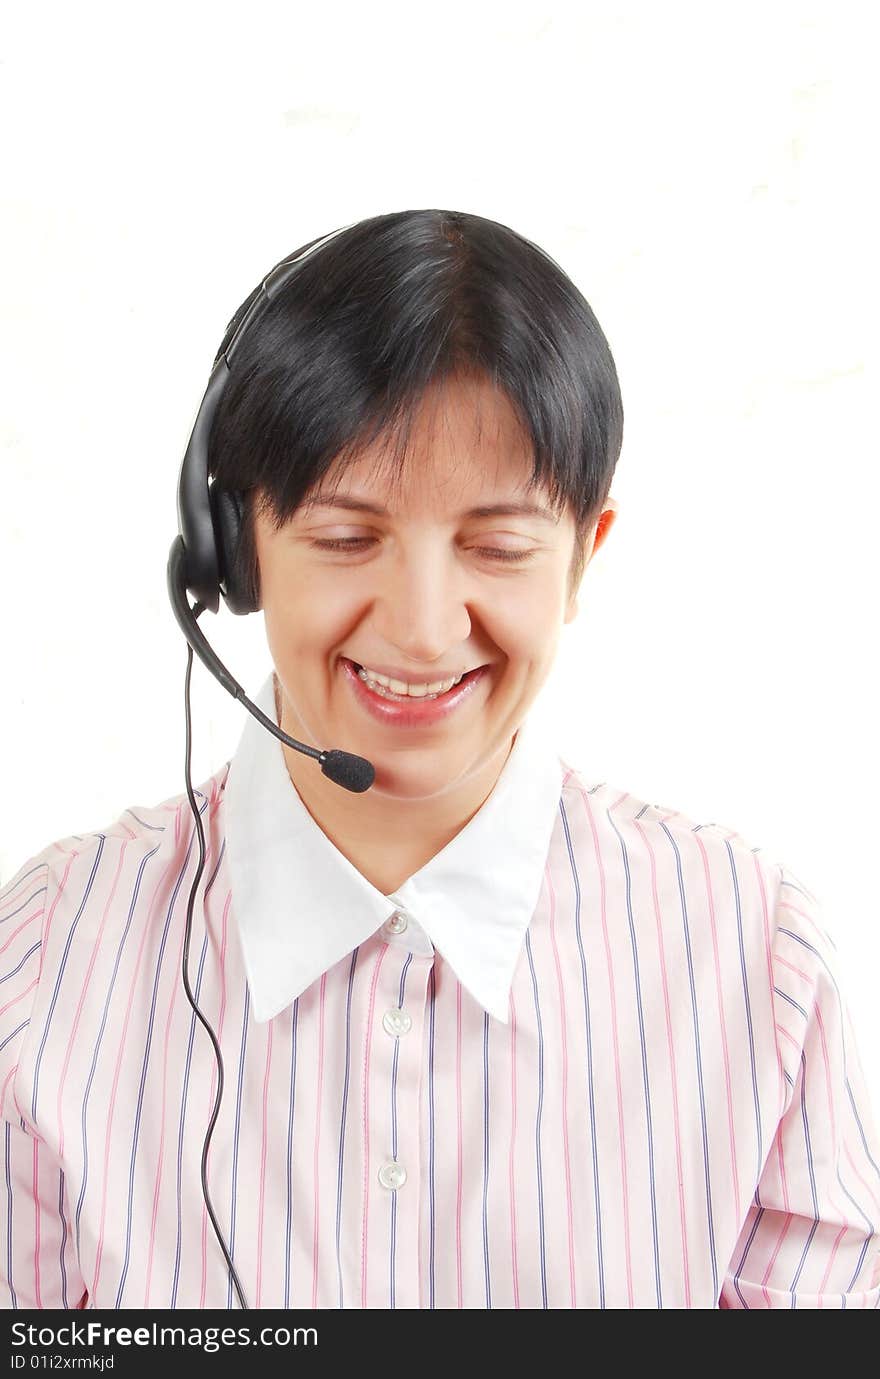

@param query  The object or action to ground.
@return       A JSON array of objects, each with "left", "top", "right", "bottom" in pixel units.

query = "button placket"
[
  {"left": 383, "top": 908, "right": 408, "bottom": 936},
  {"left": 360, "top": 937, "right": 432, "bottom": 1305},
  {"left": 377, "top": 1160, "right": 407, "bottom": 1190},
  {"left": 382, "top": 1007, "right": 413, "bottom": 1038}
]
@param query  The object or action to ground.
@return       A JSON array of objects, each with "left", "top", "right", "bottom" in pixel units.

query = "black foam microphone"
[{"left": 167, "top": 536, "right": 376, "bottom": 792}]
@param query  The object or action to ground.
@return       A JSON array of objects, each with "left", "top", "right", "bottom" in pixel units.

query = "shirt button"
[
  {"left": 378, "top": 1160, "right": 407, "bottom": 1190},
  {"left": 382, "top": 1007, "right": 412, "bottom": 1037},
  {"left": 384, "top": 909, "right": 408, "bottom": 936}
]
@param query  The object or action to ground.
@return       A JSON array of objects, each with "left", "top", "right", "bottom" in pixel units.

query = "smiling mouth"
[
  {"left": 338, "top": 656, "right": 492, "bottom": 723},
  {"left": 346, "top": 660, "right": 486, "bottom": 702}
]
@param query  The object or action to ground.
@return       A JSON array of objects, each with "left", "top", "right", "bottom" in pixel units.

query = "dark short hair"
[{"left": 208, "top": 208, "right": 624, "bottom": 609}]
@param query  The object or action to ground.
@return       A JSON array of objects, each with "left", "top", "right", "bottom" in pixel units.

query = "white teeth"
[{"left": 356, "top": 665, "right": 464, "bottom": 698}]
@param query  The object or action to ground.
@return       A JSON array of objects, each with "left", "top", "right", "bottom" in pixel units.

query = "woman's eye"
[
  {"left": 310, "top": 537, "right": 535, "bottom": 563},
  {"left": 472, "top": 547, "right": 535, "bottom": 563},
  {"left": 311, "top": 537, "right": 376, "bottom": 551}
]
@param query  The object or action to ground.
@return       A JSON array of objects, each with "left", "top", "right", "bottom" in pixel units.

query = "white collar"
[{"left": 224, "top": 671, "right": 565, "bottom": 1025}]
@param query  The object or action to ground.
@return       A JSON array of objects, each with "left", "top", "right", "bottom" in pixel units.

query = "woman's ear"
[
  {"left": 592, "top": 496, "right": 619, "bottom": 557},
  {"left": 564, "top": 496, "right": 619, "bottom": 624}
]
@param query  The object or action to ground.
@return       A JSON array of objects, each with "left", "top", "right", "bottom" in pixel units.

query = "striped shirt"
[{"left": 2, "top": 669, "right": 878, "bottom": 1309}]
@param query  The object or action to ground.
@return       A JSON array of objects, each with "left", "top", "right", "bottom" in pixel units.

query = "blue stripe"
[
  {"left": 777, "top": 923, "right": 880, "bottom": 1183},
  {"left": 4, "top": 1123, "right": 17, "bottom": 1308},
  {"left": 172, "top": 835, "right": 225, "bottom": 1307},
  {"left": 428, "top": 964, "right": 436, "bottom": 1308},
  {"left": 524, "top": 929, "right": 547, "bottom": 1307},
  {"left": 560, "top": 791, "right": 605, "bottom": 1306},
  {"left": 482, "top": 1010, "right": 492, "bottom": 1308},
  {"left": 286, "top": 995, "right": 299, "bottom": 1308},
  {"left": 607, "top": 811, "right": 662, "bottom": 1307},
  {"left": 32, "top": 839, "right": 107, "bottom": 1120},
  {"left": 116, "top": 803, "right": 211, "bottom": 1307},
  {"left": 123, "top": 810, "right": 167, "bottom": 833},
  {"left": 0, "top": 1018, "right": 30, "bottom": 1058},
  {"left": 774, "top": 985, "right": 808, "bottom": 1020},
  {"left": 388, "top": 952, "right": 412, "bottom": 1307},
  {"left": 0, "top": 941, "right": 42, "bottom": 989},
  {"left": 0, "top": 862, "right": 49, "bottom": 914},
  {"left": 335, "top": 950, "right": 358, "bottom": 1309},
  {"left": 77, "top": 844, "right": 162, "bottom": 1258},
  {"left": 660, "top": 821, "right": 719, "bottom": 1301},
  {"left": 57, "top": 1168, "right": 69, "bottom": 1308},
  {"left": 225, "top": 983, "right": 250, "bottom": 1309},
  {"left": 0, "top": 882, "right": 48, "bottom": 928},
  {"left": 726, "top": 843, "right": 764, "bottom": 1183},
  {"left": 788, "top": 1049, "right": 820, "bottom": 1304}
]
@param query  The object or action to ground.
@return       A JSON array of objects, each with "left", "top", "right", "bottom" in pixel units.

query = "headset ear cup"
[{"left": 210, "top": 483, "right": 260, "bottom": 615}]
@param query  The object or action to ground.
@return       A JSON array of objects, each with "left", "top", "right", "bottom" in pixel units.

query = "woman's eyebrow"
[{"left": 303, "top": 495, "right": 558, "bottom": 522}]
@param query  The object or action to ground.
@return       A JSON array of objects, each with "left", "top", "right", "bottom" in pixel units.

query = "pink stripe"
[
  {"left": 311, "top": 971, "right": 327, "bottom": 1309},
  {"left": 758, "top": 1119, "right": 794, "bottom": 1306},
  {"left": 0, "top": 910, "right": 42, "bottom": 957},
  {"left": 776, "top": 1022, "right": 801, "bottom": 1052},
  {"left": 845, "top": 1141, "right": 880, "bottom": 1218},
  {"left": 818, "top": 1227, "right": 848, "bottom": 1302},
  {"left": 761, "top": 1197, "right": 795, "bottom": 1303},
  {"left": 694, "top": 832, "right": 741, "bottom": 1224},
  {"left": 144, "top": 815, "right": 207, "bottom": 1308},
  {"left": 507, "top": 987, "right": 520, "bottom": 1308},
  {"left": 776, "top": 954, "right": 812, "bottom": 983},
  {"left": 200, "top": 887, "right": 232, "bottom": 1307},
  {"left": 0, "top": 976, "right": 38, "bottom": 1022},
  {"left": 37, "top": 850, "right": 79, "bottom": 986},
  {"left": 0, "top": 1065, "right": 18, "bottom": 1129},
  {"left": 814, "top": 994, "right": 880, "bottom": 1219},
  {"left": 256, "top": 1018, "right": 274, "bottom": 1308},
  {"left": 755, "top": 860, "right": 787, "bottom": 1119},
  {"left": 455, "top": 978, "right": 463, "bottom": 1308},
  {"left": 574, "top": 782, "right": 634, "bottom": 1305},
  {"left": 545, "top": 858, "right": 577, "bottom": 1307},
  {"left": 360, "top": 944, "right": 387, "bottom": 1307},
  {"left": 635, "top": 817, "right": 692, "bottom": 1306},
  {"left": 58, "top": 842, "right": 128, "bottom": 1162},
  {"left": 777, "top": 896, "right": 829, "bottom": 944},
  {"left": 31, "top": 1136, "right": 42, "bottom": 1307},
  {"left": 92, "top": 833, "right": 183, "bottom": 1298},
  {"left": 0, "top": 874, "right": 42, "bottom": 915},
  {"left": 788, "top": 960, "right": 879, "bottom": 1245}
]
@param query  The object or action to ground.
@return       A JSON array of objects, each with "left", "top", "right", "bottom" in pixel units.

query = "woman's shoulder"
[
  {"left": 2, "top": 761, "right": 231, "bottom": 896},
  {"left": 557, "top": 754, "right": 784, "bottom": 880},
  {"left": 0, "top": 761, "right": 231, "bottom": 1108}
]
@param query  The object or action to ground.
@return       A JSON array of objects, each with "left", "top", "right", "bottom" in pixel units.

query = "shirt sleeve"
[
  {"left": 719, "top": 863, "right": 880, "bottom": 1308},
  {"left": 0, "top": 856, "right": 89, "bottom": 1309}
]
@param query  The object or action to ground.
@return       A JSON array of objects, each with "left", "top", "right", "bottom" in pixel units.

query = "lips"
[
  {"left": 346, "top": 660, "right": 470, "bottom": 687},
  {"left": 339, "top": 656, "right": 489, "bottom": 727}
]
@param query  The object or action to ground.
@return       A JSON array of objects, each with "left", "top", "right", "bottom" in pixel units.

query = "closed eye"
[{"left": 310, "top": 537, "right": 535, "bottom": 563}]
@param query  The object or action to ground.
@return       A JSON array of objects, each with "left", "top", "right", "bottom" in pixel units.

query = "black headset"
[{"left": 165, "top": 221, "right": 377, "bottom": 1310}]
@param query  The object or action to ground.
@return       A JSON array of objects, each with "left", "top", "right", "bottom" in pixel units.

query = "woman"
[{"left": 2, "top": 209, "right": 877, "bottom": 1309}]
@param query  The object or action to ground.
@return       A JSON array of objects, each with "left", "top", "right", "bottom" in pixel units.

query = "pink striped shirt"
[{"left": 1, "top": 670, "right": 878, "bottom": 1309}]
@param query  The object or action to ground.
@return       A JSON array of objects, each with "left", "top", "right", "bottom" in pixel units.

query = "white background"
[{"left": 2, "top": 1, "right": 877, "bottom": 1111}]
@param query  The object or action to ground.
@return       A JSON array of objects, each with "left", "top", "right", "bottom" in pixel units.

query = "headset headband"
[{"left": 174, "top": 220, "right": 355, "bottom": 612}]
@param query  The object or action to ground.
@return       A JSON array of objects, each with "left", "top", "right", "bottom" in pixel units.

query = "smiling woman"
[
  {"left": 2, "top": 207, "right": 878, "bottom": 1312},
  {"left": 208, "top": 209, "right": 624, "bottom": 622},
  {"left": 247, "top": 362, "right": 620, "bottom": 880},
  {"left": 206, "top": 209, "right": 624, "bottom": 877}
]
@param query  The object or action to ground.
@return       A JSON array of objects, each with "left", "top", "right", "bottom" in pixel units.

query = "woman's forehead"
[
  {"left": 313, "top": 409, "right": 551, "bottom": 516},
  {"left": 302, "top": 451, "right": 562, "bottom": 525}
]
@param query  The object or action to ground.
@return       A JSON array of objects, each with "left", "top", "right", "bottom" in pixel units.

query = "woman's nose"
[{"left": 372, "top": 545, "right": 473, "bottom": 663}]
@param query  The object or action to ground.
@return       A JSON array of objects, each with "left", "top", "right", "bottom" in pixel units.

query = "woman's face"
[{"left": 253, "top": 373, "right": 616, "bottom": 802}]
